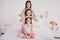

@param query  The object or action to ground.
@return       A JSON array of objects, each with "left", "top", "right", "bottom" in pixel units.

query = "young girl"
[
  {"left": 24, "top": 17, "right": 33, "bottom": 38},
  {"left": 18, "top": 16, "right": 36, "bottom": 38}
]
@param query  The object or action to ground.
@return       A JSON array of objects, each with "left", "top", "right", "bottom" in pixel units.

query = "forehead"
[
  {"left": 27, "top": 10, "right": 31, "bottom": 12},
  {"left": 27, "top": 2, "right": 30, "bottom": 4}
]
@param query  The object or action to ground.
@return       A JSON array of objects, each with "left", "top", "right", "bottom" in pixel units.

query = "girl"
[
  {"left": 24, "top": 17, "right": 33, "bottom": 38},
  {"left": 20, "top": 16, "right": 36, "bottom": 38}
]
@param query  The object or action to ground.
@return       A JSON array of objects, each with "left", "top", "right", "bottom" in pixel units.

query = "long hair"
[
  {"left": 25, "top": 0, "right": 32, "bottom": 9},
  {"left": 25, "top": 17, "right": 32, "bottom": 24},
  {"left": 25, "top": 9, "right": 32, "bottom": 16}
]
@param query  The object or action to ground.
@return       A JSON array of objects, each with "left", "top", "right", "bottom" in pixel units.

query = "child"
[{"left": 24, "top": 17, "right": 33, "bottom": 38}]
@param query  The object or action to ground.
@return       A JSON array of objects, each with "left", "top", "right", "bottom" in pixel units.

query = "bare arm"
[
  {"left": 32, "top": 16, "right": 37, "bottom": 22},
  {"left": 32, "top": 10, "right": 36, "bottom": 17},
  {"left": 20, "top": 16, "right": 30, "bottom": 22},
  {"left": 26, "top": 16, "right": 37, "bottom": 22},
  {"left": 20, "top": 16, "right": 25, "bottom": 22},
  {"left": 19, "top": 9, "right": 25, "bottom": 17}
]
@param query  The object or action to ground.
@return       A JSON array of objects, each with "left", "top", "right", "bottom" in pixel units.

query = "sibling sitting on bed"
[{"left": 24, "top": 17, "right": 33, "bottom": 38}]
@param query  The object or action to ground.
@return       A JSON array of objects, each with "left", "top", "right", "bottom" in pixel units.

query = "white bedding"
[{"left": 0, "top": 19, "right": 54, "bottom": 40}]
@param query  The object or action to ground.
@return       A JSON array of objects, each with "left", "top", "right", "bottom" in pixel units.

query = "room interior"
[{"left": 0, "top": 0, "right": 60, "bottom": 40}]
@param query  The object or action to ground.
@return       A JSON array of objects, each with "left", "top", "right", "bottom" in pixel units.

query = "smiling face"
[
  {"left": 27, "top": 18, "right": 31, "bottom": 24},
  {"left": 25, "top": 9, "right": 32, "bottom": 16},
  {"left": 26, "top": 2, "right": 31, "bottom": 8},
  {"left": 26, "top": 10, "right": 32, "bottom": 16},
  {"left": 25, "top": 1, "right": 31, "bottom": 9},
  {"left": 25, "top": 17, "right": 32, "bottom": 24}
]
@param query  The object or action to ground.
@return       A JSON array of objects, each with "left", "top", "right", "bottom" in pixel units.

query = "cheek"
[
  {"left": 29, "top": 13, "right": 31, "bottom": 15},
  {"left": 27, "top": 21, "right": 28, "bottom": 23},
  {"left": 27, "top": 13, "right": 28, "bottom": 15},
  {"left": 26, "top": 12, "right": 29, "bottom": 15},
  {"left": 27, "top": 5, "right": 30, "bottom": 8},
  {"left": 27, "top": 5, "right": 29, "bottom": 7},
  {"left": 28, "top": 5, "right": 30, "bottom": 7}
]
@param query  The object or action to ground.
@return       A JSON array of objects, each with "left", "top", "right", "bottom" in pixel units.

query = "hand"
[
  {"left": 28, "top": 16, "right": 32, "bottom": 18},
  {"left": 27, "top": 36, "right": 30, "bottom": 39},
  {"left": 25, "top": 16, "right": 31, "bottom": 18},
  {"left": 25, "top": 16, "right": 29, "bottom": 18}
]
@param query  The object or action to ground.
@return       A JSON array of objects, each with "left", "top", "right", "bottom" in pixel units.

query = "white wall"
[{"left": 0, "top": 0, "right": 60, "bottom": 33}]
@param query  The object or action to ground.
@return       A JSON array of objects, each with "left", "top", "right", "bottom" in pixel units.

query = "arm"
[
  {"left": 20, "top": 16, "right": 25, "bottom": 22},
  {"left": 20, "top": 16, "right": 31, "bottom": 22},
  {"left": 32, "top": 10, "right": 36, "bottom": 17},
  {"left": 27, "top": 16, "right": 37, "bottom": 22},
  {"left": 32, "top": 16, "right": 37, "bottom": 22},
  {"left": 19, "top": 9, "right": 25, "bottom": 17}
]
